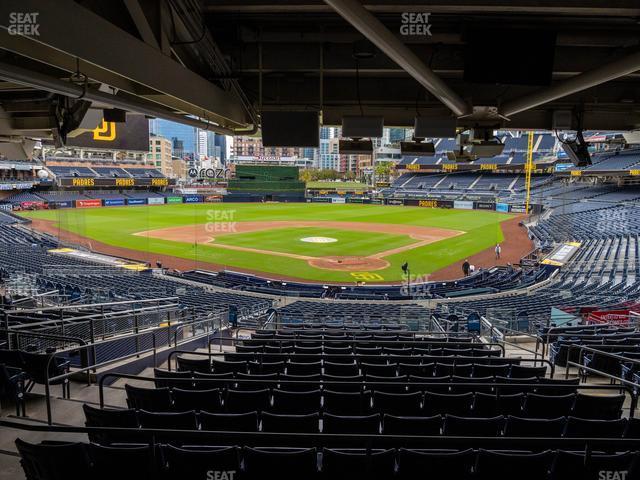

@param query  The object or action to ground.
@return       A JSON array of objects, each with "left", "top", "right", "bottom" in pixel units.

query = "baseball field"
[{"left": 21, "top": 203, "right": 520, "bottom": 283}]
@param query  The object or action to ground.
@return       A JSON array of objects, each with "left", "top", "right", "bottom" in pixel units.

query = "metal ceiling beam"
[
  {"left": 0, "top": 0, "right": 251, "bottom": 129},
  {"left": 0, "top": 60, "right": 236, "bottom": 135},
  {"left": 203, "top": 0, "right": 640, "bottom": 16},
  {"left": 501, "top": 51, "right": 640, "bottom": 117},
  {"left": 123, "top": 0, "right": 161, "bottom": 51},
  {"left": 323, "top": 0, "right": 470, "bottom": 117}
]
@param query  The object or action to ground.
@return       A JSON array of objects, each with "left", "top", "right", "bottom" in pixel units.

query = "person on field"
[
  {"left": 495, "top": 243, "right": 502, "bottom": 259},
  {"left": 462, "top": 259, "right": 470, "bottom": 276}
]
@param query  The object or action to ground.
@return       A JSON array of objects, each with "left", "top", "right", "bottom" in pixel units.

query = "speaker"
[
  {"left": 414, "top": 116, "right": 457, "bottom": 139},
  {"left": 464, "top": 28, "right": 556, "bottom": 86},
  {"left": 103, "top": 108, "right": 127, "bottom": 123},
  {"left": 341, "top": 116, "right": 384, "bottom": 138},
  {"left": 261, "top": 111, "right": 320, "bottom": 147}
]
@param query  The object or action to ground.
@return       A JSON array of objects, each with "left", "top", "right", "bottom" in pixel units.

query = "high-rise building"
[
  {"left": 147, "top": 135, "right": 173, "bottom": 177},
  {"left": 197, "top": 130, "right": 208, "bottom": 159},
  {"left": 232, "top": 136, "right": 304, "bottom": 159},
  {"left": 150, "top": 119, "right": 198, "bottom": 156}
]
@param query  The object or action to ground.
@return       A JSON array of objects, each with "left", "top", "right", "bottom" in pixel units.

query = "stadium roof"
[{"left": 0, "top": 0, "right": 638, "bottom": 154}]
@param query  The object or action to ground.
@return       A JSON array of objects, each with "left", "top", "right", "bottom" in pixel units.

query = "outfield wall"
[
  {"left": 309, "top": 195, "right": 542, "bottom": 214},
  {"left": 6, "top": 191, "right": 541, "bottom": 215}
]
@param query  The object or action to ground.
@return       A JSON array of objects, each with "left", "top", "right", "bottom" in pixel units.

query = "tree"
[{"left": 375, "top": 161, "right": 394, "bottom": 179}]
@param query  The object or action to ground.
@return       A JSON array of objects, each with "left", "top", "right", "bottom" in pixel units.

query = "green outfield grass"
[
  {"left": 211, "top": 226, "right": 416, "bottom": 257},
  {"left": 21, "top": 203, "right": 512, "bottom": 282}
]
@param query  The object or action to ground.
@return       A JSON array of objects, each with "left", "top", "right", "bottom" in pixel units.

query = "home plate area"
[{"left": 137, "top": 220, "right": 463, "bottom": 272}]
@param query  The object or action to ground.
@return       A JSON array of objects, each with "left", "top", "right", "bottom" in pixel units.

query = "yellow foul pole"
[{"left": 525, "top": 131, "right": 534, "bottom": 214}]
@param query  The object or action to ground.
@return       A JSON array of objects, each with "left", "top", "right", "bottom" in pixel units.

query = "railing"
[
  {"left": 172, "top": 312, "right": 228, "bottom": 352},
  {"left": 536, "top": 322, "right": 637, "bottom": 357},
  {"left": 4, "top": 298, "right": 183, "bottom": 353},
  {"left": 33, "top": 312, "right": 228, "bottom": 425},
  {"left": 565, "top": 343, "right": 640, "bottom": 397}
]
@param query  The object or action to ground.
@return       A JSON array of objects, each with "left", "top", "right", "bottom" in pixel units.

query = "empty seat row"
[
  {"left": 177, "top": 357, "right": 533, "bottom": 377},
  {"left": 156, "top": 368, "right": 572, "bottom": 395},
  {"left": 85, "top": 404, "right": 640, "bottom": 440},
  {"left": 239, "top": 344, "right": 496, "bottom": 357},
  {"left": 16, "top": 439, "right": 640, "bottom": 480},
  {"left": 126, "top": 384, "right": 626, "bottom": 419}
]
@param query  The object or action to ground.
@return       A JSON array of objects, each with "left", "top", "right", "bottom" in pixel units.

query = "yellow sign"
[
  {"left": 152, "top": 178, "right": 169, "bottom": 186},
  {"left": 115, "top": 178, "right": 135, "bottom": 187},
  {"left": 541, "top": 259, "right": 563, "bottom": 266},
  {"left": 418, "top": 200, "right": 438, "bottom": 208},
  {"left": 405, "top": 164, "right": 421, "bottom": 171},
  {"left": 350, "top": 272, "right": 384, "bottom": 281},
  {"left": 72, "top": 177, "right": 95, "bottom": 187},
  {"left": 93, "top": 119, "right": 116, "bottom": 141},
  {"left": 629, "top": 170, "right": 640, "bottom": 176},
  {"left": 480, "top": 164, "right": 497, "bottom": 171},
  {"left": 442, "top": 163, "right": 458, "bottom": 171},
  {"left": 570, "top": 170, "right": 582, "bottom": 176}
]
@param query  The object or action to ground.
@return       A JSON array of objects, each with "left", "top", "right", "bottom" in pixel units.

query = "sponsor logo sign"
[
  {"left": 127, "top": 198, "right": 147, "bottom": 205},
  {"left": 475, "top": 202, "right": 496, "bottom": 210},
  {"left": 496, "top": 203, "right": 510, "bottom": 213},
  {"left": 76, "top": 199, "right": 102, "bottom": 208},
  {"left": 510, "top": 204, "right": 528, "bottom": 214},
  {"left": 454, "top": 200, "right": 474, "bottom": 210},
  {"left": 147, "top": 197, "right": 165, "bottom": 205}
]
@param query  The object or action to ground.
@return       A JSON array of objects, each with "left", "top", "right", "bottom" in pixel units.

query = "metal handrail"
[
  {"left": 5, "top": 296, "right": 180, "bottom": 315},
  {"left": 172, "top": 312, "right": 227, "bottom": 351},
  {"left": 538, "top": 323, "right": 637, "bottom": 357},
  {"left": 40, "top": 328, "right": 164, "bottom": 425}
]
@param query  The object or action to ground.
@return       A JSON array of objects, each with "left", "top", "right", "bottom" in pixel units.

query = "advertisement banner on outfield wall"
[
  {"left": 347, "top": 197, "right": 364, "bottom": 204},
  {"left": 127, "top": 198, "right": 147, "bottom": 205},
  {"left": 331, "top": 197, "right": 346, "bottom": 204},
  {"left": 475, "top": 202, "right": 496, "bottom": 210},
  {"left": 495, "top": 203, "right": 510, "bottom": 213},
  {"left": 166, "top": 196, "right": 183, "bottom": 204},
  {"left": 437, "top": 200, "right": 454, "bottom": 209},
  {"left": 510, "top": 204, "right": 528, "bottom": 214},
  {"left": 104, "top": 199, "right": 125, "bottom": 207},
  {"left": 147, "top": 197, "right": 165, "bottom": 205},
  {"left": 312, "top": 197, "right": 331, "bottom": 203},
  {"left": 370, "top": 198, "right": 383, "bottom": 204},
  {"left": 76, "top": 199, "right": 102, "bottom": 208},
  {"left": 454, "top": 200, "right": 474, "bottom": 210},
  {"left": 386, "top": 199, "right": 404, "bottom": 206},
  {"left": 52, "top": 201, "right": 73, "bottom": 209},
  {"left": 204, "top": 195, "right": 223, "bottom": 203},
  {"left": 183, "top": 195, "right": 202, "bottom": 203}
]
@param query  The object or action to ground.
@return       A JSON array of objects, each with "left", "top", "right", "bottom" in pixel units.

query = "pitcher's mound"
[{"left": 308, "top": 256, "right": 389, "bottom": 271}]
